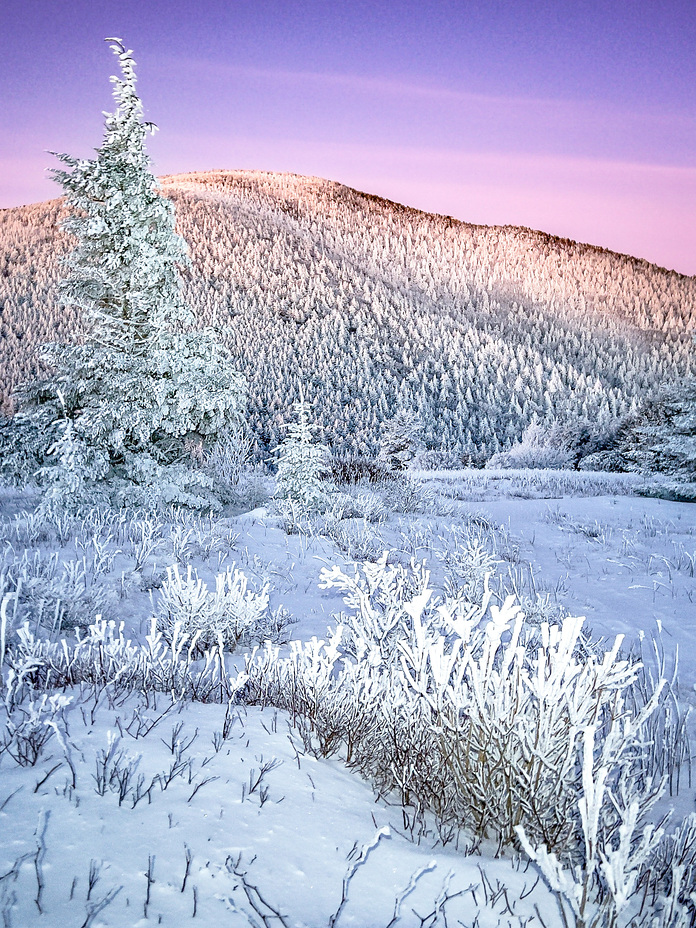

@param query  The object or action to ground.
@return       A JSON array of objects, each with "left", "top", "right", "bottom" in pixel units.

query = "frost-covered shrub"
[
  {"left": 353, "top": 491, "right": 388, "bottom": 524},
  {"left": 515, "top": 592, "right": 568, "bottom": 629},
  {"left": 1, "top": 691, "right": 72, "bottom": 767},
  {"left": 204, "top": 430, "right": 252, "bottom": 487},
  {"left": 329, "top": 490, "right": 387, "bottom": 524},
  {"left": 378, "top": 410, "right": 424, "bottom": 472},
  {"left": 435, "top": 524, "right": 500, "bottom": 604},
  {"left": 328, "top": 492, "right": 362, "bottom": 520},
  {"left": 155, "top": 564, "right": 292, "bottom": 655},
  {"left": 318, "top": 517, "right": 386, "bottom": 562},
  {"left": 487, "top": 422, "right": 575, "bottom": 470},
  {"left": 244, "top": 554, "right": 674, "bottom": 864},
  {"left": 2, "top": 548, "right": 118, "bottom": 632},
  {"left": 383, "top": 476, "right": 438, "bottom": 514},
  {"left": 411, "top": 448, "right": 464, "bottom": 471},
  {"left": 5, "top": 617, "right": 246, "bottom": 701},
  {"left": 203, "top": 430, "right": 272, "bottom": 508},
  {"left": 643, "top": 814, "right": 696, "bottom": 927},
  {"left": 126, "top": 516, "right": 165, "bottom": 571},
  {"left": 274, "top": 498, "right": 313, "bottom": 536}
]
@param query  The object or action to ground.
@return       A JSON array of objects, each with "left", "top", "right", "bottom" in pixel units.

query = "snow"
[{"left": 1, "top": 469, "right": 695, "bottom": 927}]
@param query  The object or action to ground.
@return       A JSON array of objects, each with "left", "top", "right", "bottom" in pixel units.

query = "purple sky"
[{"left": 2, "top": 0, "right": 695, "bottom": 274}]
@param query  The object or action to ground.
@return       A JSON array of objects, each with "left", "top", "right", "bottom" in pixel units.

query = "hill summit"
[{"left": 1, "top": 170, "right": 694, "bottom": 459}]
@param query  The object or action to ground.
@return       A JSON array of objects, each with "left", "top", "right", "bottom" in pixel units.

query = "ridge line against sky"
[{"left": 2, "top": 0, "right": 695, "bottom": 275}]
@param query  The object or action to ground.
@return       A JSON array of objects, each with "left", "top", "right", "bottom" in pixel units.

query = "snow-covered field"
[{"left": 1, "top": 469, "right": 695, "bottom": 927}]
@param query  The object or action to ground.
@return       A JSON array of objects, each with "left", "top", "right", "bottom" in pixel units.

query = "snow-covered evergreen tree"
[
  {"left": 14, "top": 39, "right": 246, "bottom": 509},
  {"left": 378, "top": 409, "right": 424, "bottom": 471},
  {"left": 623, "top": 379, "right": 696, "bottom": 487},
  {"left": 274, "top": 399, "right": 330, "bottom": 511},
  {"left": 36, "top": 392, "right": 104, "bottom": 517}
]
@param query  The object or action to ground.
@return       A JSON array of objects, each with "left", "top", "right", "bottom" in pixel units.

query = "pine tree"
[
  {"left": 378, "top": 409, "right": 424, "bottom": 472},
  {"left": 274, "top": 399, "right": 330, "bottom": 511},
  {"left": 624, "top": 380, "right": 696, "bottom": 485},
  {"left": 14, "top": 39, "right": 246, "bottom": 509}
]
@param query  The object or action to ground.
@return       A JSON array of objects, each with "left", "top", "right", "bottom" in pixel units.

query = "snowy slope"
[{"left": 1, "top": 470, "right": 695, "bottom": 927}]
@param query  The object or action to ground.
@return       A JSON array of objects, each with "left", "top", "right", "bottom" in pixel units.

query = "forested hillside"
[{"left": 1, "top": 170, "right": 694, "bottom": 459}]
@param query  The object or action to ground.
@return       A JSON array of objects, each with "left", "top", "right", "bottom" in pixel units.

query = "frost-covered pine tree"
[
  {"left": 14, "top": 38, "right": 246, "bottom": 509},
  {"left": 274, "top": 398, "right": 330, "bottom": 511},
  {"left": 623, "top": 379, "right": 696, "bottom": 495},
  {"left": 377, "top": 409, "right": 424, "bottom": 471}
]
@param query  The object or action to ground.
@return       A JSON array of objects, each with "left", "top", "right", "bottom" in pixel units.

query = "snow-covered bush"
[
  {"left": 327, "top": 490, "right": 387, "bottom": 524},
  {"left": 204, "top": 430, "right": 252, "bottom": 487},
  {"left": 4, "top": 617, "right": 245, "bottom": 702},
  {"left": 378, "top": 410, "right": 424, "bottom": 472},
  {"left": 155, "top": 564, "right": 292, "bottom": 655},
  {"left": 644, "top": 813, "right": 696, "bottom": 927},
  {"left": 383, "top": 476, "right": 438, "bottom": 514},
  {"left": 244, "top": 554, "right": 675, "bottom": 866},
  {"left": 1, "top": 547, "right": 118, "bottom": 632},
  {"left": 1, "top": 692, "right": 72, "bottom": 767},
  {"left": 411, "top": 448, "right": 464, "bottom": 471},
  {"left": 516, "top": 715, "right": 667, "bottom": 928},
  {"left": 353, "top": 490, "right": 389, "bottom": 524},
  {"left": 486, "top": 422, "right": 575, "bottom": 470},
  {"left": 327, "top": 492, "right": 362, "bottom": 520},
  {"left": 435, "top": 524, "right": 501, "bottom": 604},
  {"left": 203, "top": 430, "right": 271, "bottom": 508}
]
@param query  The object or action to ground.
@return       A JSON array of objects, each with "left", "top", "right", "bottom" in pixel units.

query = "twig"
[
  {"left": 144, "top": 855, "right": 155, "bottom": 918},
  {"left": 225, "top": 855, "right": 290, "bottom": 928},
  {"left": 329, "top": 827, "right": 391, "bottom": 928},
  {"left": 385, "top": 860, "right": 437, "bottom": 928},
  {"left": 80, "top": 885, "right": 122, "bottom": 928},
  {"left": 34, "top": 762, "right": 63, "bottom": 793},
  {"left": 188, "top": 776, "right": 219, "bottom": 803},
  {"left": 33, "top": 810, "right": 49, "bottom": 914},
  {"left": 0, "top": 787, "right": 23, "bottom": 812},
  {"left": 181, "top": 845, "right": 192, "bottom": 893}
]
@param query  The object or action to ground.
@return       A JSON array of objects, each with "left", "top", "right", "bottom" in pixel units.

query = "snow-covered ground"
[{"left": 1, "top": 470, "right": 694, "bottom": 927}]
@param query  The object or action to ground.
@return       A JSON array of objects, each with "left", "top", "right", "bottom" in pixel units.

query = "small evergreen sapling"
[
  {"left": 12, "top": 38, "right": 246, "bottom": 509},
  {"left": 37, "top": 391, "right": 107, "bottom": 517},
  {"left": 274, "top": 399, "right": 330, "bottom": 512}
]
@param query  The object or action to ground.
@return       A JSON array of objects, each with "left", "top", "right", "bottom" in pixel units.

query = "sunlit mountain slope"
[{"left": 1, "top": 170, "right": 693, "bottom": 458}]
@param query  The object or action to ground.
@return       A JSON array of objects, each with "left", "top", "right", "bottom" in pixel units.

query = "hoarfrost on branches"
[{"left": 9, "top": 39, "right": 247, "bottom": 510}]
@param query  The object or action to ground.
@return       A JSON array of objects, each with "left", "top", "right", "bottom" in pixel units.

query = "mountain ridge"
[
  {"left": 1, "top": 170, "right": 694, "bottom": 459},
  {"left": 163, "top": 169, "right": 692, "bottom": 280}
]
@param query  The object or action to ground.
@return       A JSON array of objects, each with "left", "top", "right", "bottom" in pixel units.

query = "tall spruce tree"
[{"left": 15, "top": 39, "right": 246, "bottom": 509}]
